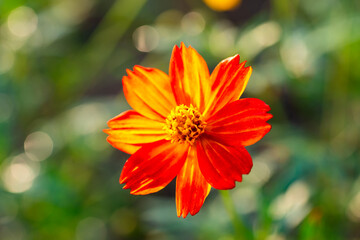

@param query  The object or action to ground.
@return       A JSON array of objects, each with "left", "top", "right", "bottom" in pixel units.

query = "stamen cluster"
[{"left": 164, "top": 104, "right": 206, "bottom": 145}]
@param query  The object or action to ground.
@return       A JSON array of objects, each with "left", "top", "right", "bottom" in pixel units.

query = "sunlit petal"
[
  {"left": 197, "top": 138, "right": 252, "bottom": 189},
  {"left": 206, "top": 98, "right": 272, "bottom": 146},
  {"left": 203, "top": 55, "right": 252, "bottom": 118},
  {"left": 169, "top": 43, "right": 210, "bottom": 112},
  {"left": 176, "top": 146, "right": 211, "bottom": 218},
  {"left": 123, "top": 66, "right": 176, "bottom": 121},
  {"left": 104, "top": 110, "right": 167, "bottom": 154},
  {"left": 120, "top": 140, "right": 189, "bottom": 195}
]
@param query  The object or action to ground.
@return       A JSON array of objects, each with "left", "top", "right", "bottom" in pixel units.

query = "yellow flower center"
[{"left": 164, "top": 104, "right": 206, "bottom": 145}]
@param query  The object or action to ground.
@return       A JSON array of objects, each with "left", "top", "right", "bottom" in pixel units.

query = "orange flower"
[
  {"left": 104, "top": 43, "right": 272, "bottom": 218},
  {"left": 202, "top": 0, "right": 242, "bottom": 12}
]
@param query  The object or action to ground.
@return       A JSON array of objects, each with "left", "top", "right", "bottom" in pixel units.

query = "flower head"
[{"left": 104, "top": 43, "right": 272, "bottom": 218}]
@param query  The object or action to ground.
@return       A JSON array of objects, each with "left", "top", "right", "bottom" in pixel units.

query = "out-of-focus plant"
[{"left": 0, "top": 0, "right": 359, "bottom": 239}]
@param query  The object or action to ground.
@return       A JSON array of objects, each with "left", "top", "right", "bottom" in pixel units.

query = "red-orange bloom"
[{"left": 104, "top": 43, "right": 272, "bottom": 218}]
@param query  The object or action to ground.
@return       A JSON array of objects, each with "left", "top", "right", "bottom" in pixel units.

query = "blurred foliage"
[{"left": 0, "top": 0, "right": 360, "bottom": 239}]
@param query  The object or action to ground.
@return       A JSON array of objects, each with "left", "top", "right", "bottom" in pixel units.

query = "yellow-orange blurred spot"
[{"left": 202, "top": 0, "right": 242, "bottom": 11}]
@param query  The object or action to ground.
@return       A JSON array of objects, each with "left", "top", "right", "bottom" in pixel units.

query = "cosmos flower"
[{"left": 104, "top": 43, "right": 272, "bottom": 218}]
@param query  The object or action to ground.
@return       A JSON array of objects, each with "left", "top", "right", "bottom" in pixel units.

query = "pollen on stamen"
[{"left": 163, "top": 104, "right": 206, "bottom": 145}]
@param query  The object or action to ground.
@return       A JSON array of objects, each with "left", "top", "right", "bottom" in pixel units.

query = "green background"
[{"left": 0, "top": 0, "right": 360, "bottom": 239}]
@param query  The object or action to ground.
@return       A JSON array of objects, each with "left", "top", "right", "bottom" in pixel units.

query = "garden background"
[{"left": 0, "top": 0, "right": 360, "bottom": 239}]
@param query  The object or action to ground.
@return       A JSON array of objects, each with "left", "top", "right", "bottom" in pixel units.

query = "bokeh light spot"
[
  {"left": 237, "top": 21, "right": 282, "bottom": 59},
  {"left": 11, "top": 163, "right": 35, "bottom": 183},
  {"left": 181, "top": 12, "right": 206, "bottom": 35},
  {"left": 133, "top": 25, "right": 159, "bottom": 52},
  {"left": 1, "top": 154, "right": 40, "bottom": 194},
  {"left": 233, "top": 187, "right": 258, "bottom": 214},
  {"left": 24, "top": 131, "right": 53, "bottom": 162},
  {"left": 209, "top": 21, "right": 236, "bottom": 57},
  {"left": 67, "top": 103, "right": 108, "bottom": 136},
  {"left": 280, "top": 37, "right": 312, "bottom": 77},
  {"left": 155, "top": 10, "right": 183, "bottom": 41},
  {"left": 348, "top": 192, "right": 360, "bottom": 222},
  {"left": 2, "top": 163, "right": 34, "bottom": 193},
  {"left": 245, "top": 160, "right": 272, "bottom": 185},
  {"left": 269, "top": 181, "right": 311, "bottom": 227},
  {"left": 7, "top": 6, "right": 38, "bottom": 38}
]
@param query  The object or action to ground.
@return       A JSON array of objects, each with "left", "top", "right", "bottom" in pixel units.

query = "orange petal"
[
  {"left": 104, "top": 110, "right": 167, "bottom": 154},
  {"left": 203, "top": 55, "right": 252, "bottom": 119},
  {"left": 197, "top": 138, "right": 252, "bottom": 190},
  {"left": 176, "top": 146, "right": 211, "bottom": 218},
  {"left": 120, "top": 140, "right": 189, "bottom": 195},
  {"left": 169, "top": 43, "right": 210, "bottom": 112},
  {"left": 206, "top": 98, "right": 272, "bottom": 147},
  {"left": 123, "top": 66, "right": 176, "bottom": 121}
]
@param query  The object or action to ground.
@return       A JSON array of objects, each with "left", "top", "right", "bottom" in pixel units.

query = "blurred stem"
[
  {"left": 83, "top": 0, "right": 148, "bottom": 70},
  {"left": 53, "top": 0, "right": 147, "bottom": 109},
  {"left": 320, "top": 7, "right": 352, "bottom": 142},
  {"left": 220, "top": 190, "right": 254, "bottom": 240}
]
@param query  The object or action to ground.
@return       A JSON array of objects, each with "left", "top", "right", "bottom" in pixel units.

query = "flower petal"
[
  {"left": 176, "top": 146, "right": 211, "bottom": 218},
  {"left": 120, "top": 140, "right": 189, "bottom": 195},
  {"left": 104, "top": 110, "right": 167, "bottom": 154},
  {"left": 197, "top": 138, "right": 252, "bottom": 190},
  {"left": 203, "top": 55, "right": 252, "bottom": 119},
  {"left": 123, "top": 66, "right": 176, "bottom": 121},
  {"left": 169, "top": 43, "right": 210, "bottom": 112},
  {"left": 206, "top": 98, "right": 272, "bottom": 147}
]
